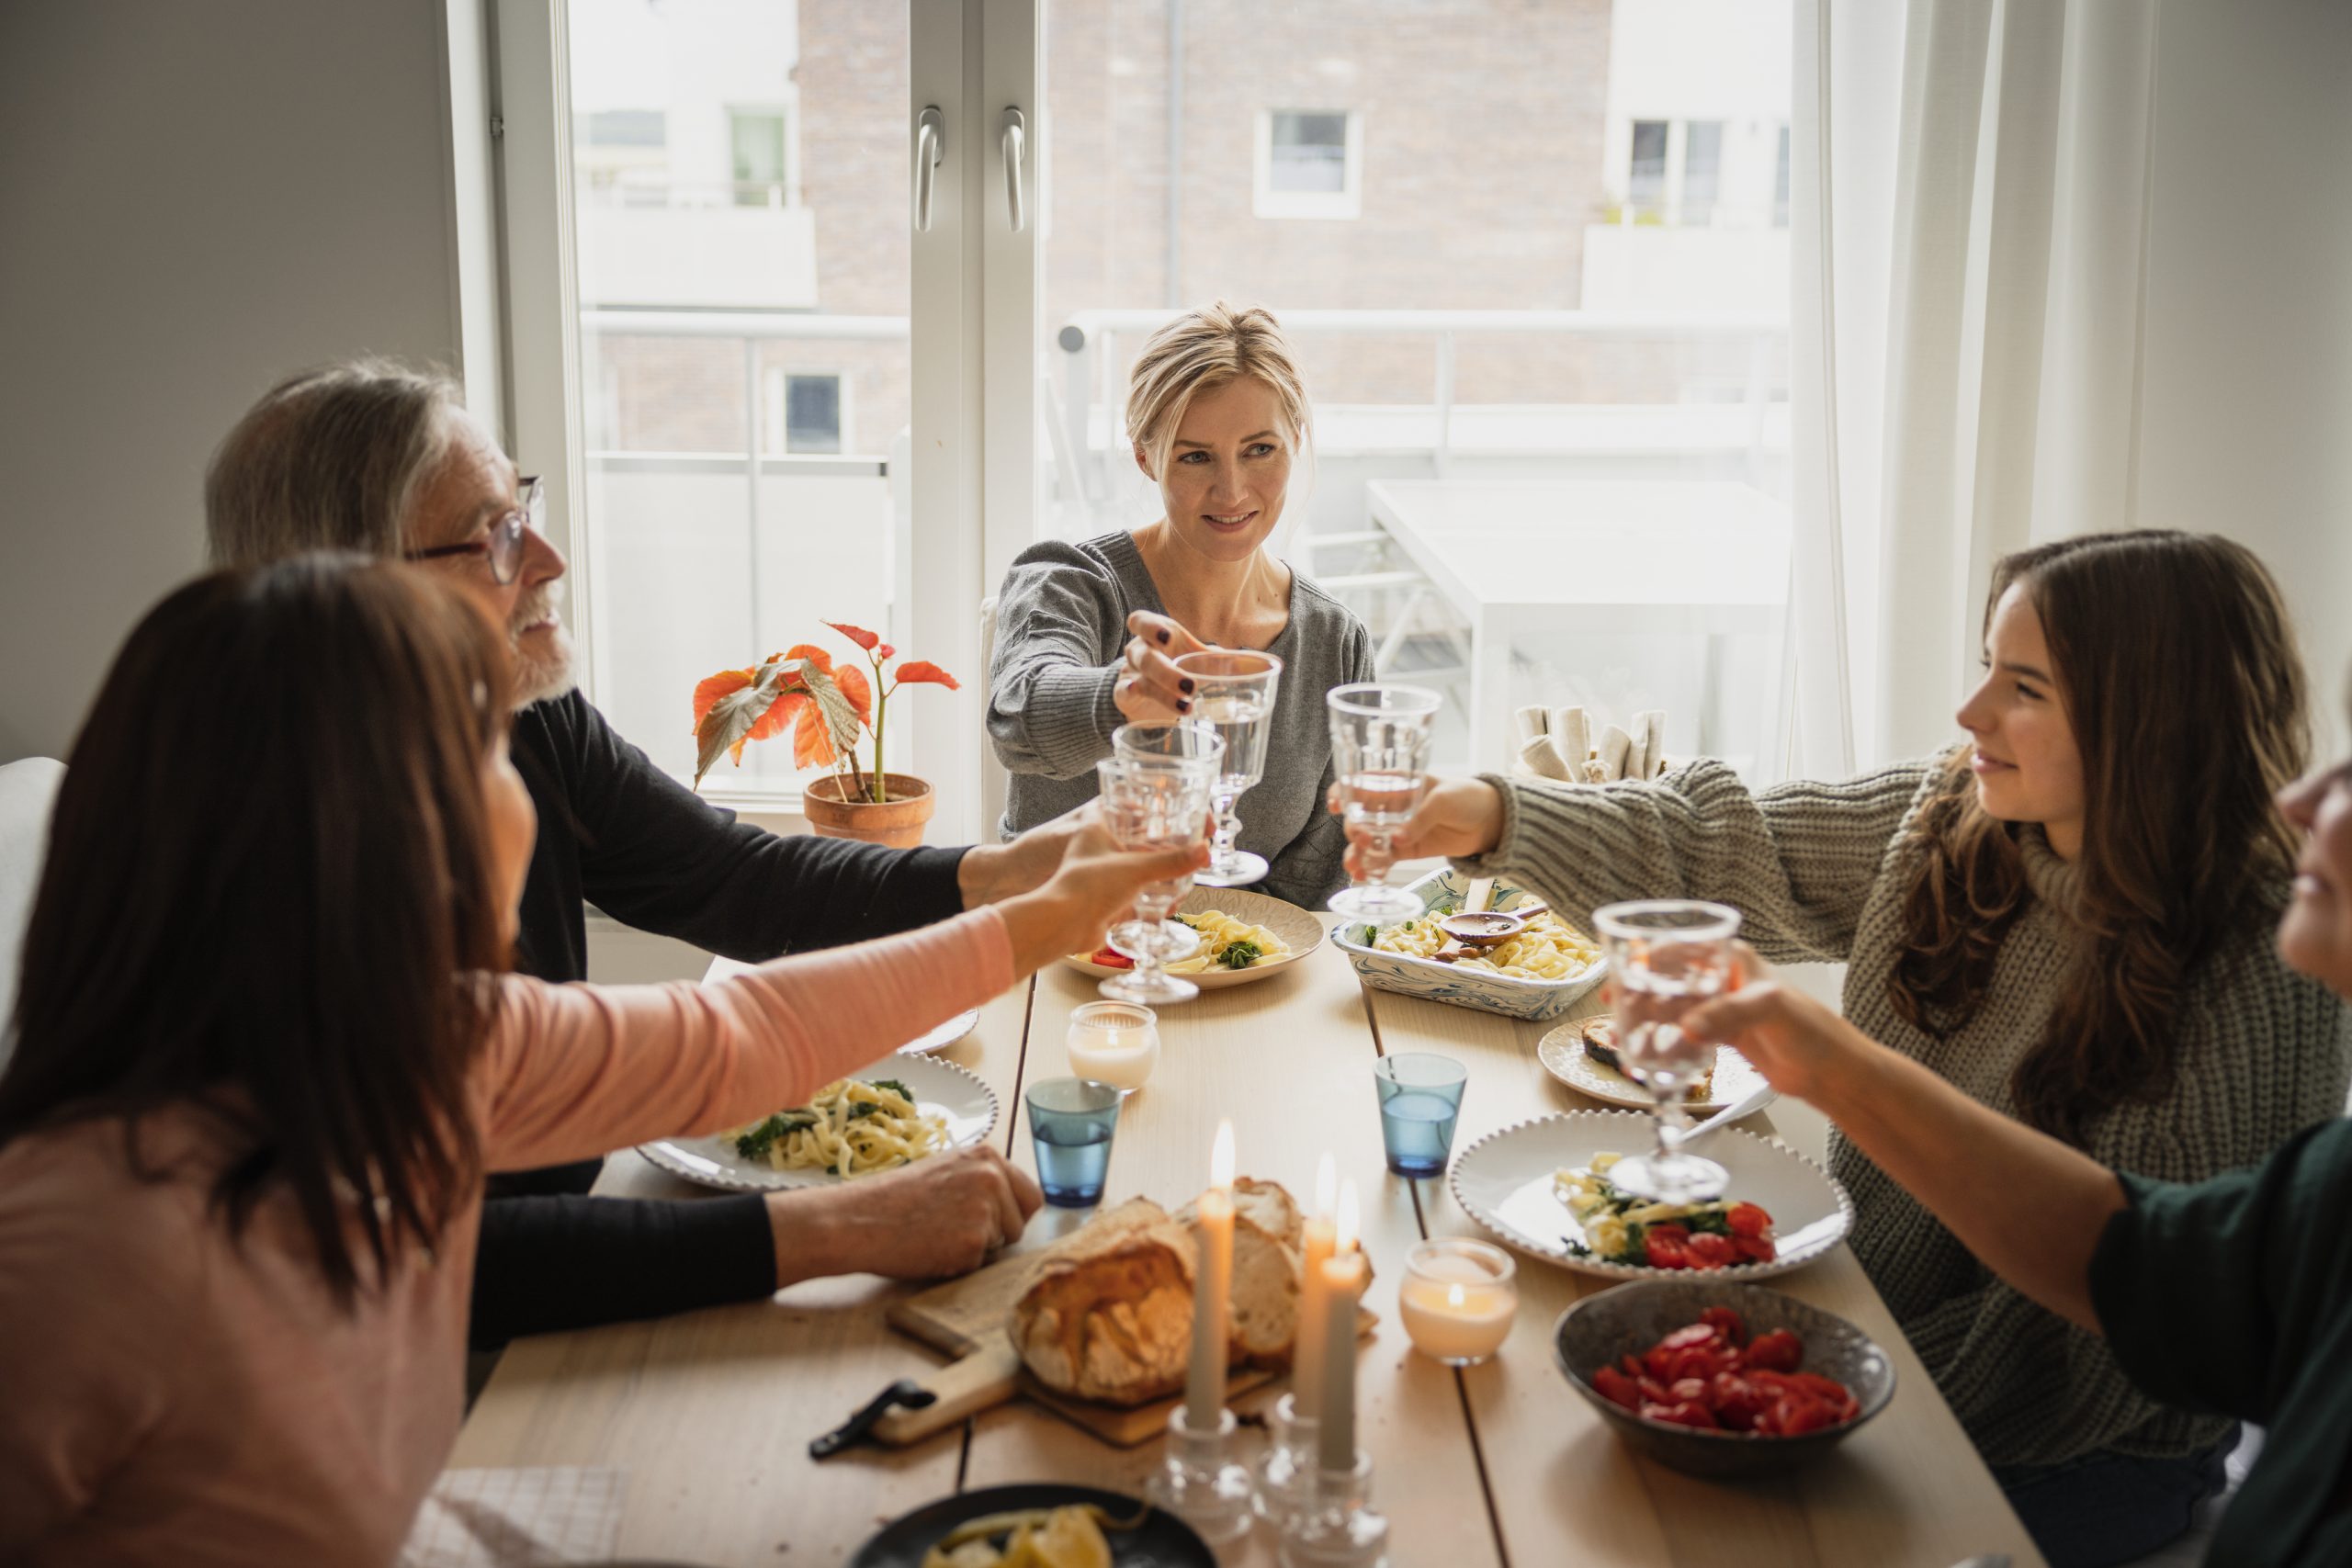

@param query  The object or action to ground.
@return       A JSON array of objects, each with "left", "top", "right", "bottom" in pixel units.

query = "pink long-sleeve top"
[{"left": 0, "top": 908, "right": 1014, "bottom": 1566}]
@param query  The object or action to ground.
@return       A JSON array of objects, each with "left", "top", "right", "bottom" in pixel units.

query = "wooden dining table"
[{"left": 450, "top": 918, "right": 2047, "bottom": 1567}]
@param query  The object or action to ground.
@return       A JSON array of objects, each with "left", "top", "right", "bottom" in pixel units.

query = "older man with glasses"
[{"left": 205, "top": 360, "right": 1069, "bottom": 1347}]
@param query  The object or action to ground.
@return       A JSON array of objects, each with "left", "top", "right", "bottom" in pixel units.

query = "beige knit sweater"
[{"left": 1456, "top": 757, "right": 2352, "bottom": 1468}]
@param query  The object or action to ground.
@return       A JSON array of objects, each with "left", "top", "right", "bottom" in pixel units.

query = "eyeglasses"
[{"left": 405, "top": 475, "right": 542, "bottom": 585}]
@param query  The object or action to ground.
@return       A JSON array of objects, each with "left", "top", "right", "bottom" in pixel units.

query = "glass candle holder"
[
  {"left": 1397, "top": 1238, "right": 1517, "bottom": 1367},
  {"left": 1252, "top": 1392, "right": 1320, "bottom": 1530},
  {"left": 1277, "top": 1450, "right": 1389, "bottom": 1568},
  {"left": 1145, "top": 1402, "right": 1254, "bottom": 1545},
  {"left": 1062, "top": 1000, "right": 1159, "bottom": 1093}
]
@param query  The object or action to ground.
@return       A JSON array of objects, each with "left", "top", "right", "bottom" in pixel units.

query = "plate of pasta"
[
  {"left": 1332, "top": 869, "right": 1607, "bottom": 1021},
  {"left": 637, "top": 1054, "right": 999, "bottom": 1191},
  {"left": 1059, "top": 886, "right": 1323, "bottom": 989}
]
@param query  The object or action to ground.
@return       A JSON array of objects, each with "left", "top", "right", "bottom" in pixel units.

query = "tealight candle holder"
[
  {"left": 1251, "top": 1392, "right": 1320, "bottom": 1529},
  {"left": 1063, "top": 1000, "right": 1159, "bottom": 1094},
  {"left": 1398, "top": 1238, "right": 1517, "bottom": 1367},
  {"left": 1276, "top": 1450, "right": 1389, "bottom": 1568},
  {"left": 1146, "top": 1403, "right": 1253, "bottom": 1544}
]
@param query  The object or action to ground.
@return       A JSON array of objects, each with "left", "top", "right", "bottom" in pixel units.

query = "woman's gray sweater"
[
  {"left": 988, "top": 530, "right": 1376, "bottom": 909},
  {"left": 1454, "top": 758, "right": 2352, "bottom": 1468}
]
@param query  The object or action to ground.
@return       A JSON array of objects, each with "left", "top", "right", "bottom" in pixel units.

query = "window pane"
[
  {"left": 1270, "top": 110, "right": 1349, "bottom": 193},
  {"left": 1629, "top": 119, "right": 1668, "bottom": 210},
  {"left": 1681, "top": 119, "right": 1723, "bottom": 225},
  {"left": 786, "top": 374, "right": 843, "bottom": 454},
  {"left": 1042, "top": 1, "right": 1792, "bottom": 778},
  {"left": 570, "top": 0, "right": 906, "bottom": 794}
]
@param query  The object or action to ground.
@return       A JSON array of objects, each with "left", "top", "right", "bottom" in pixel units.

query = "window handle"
[
  {"left": 914, "top": 106, "right": 944, "bottom": 233},
  {"left": 1001, "top": 107, "right": 1027, "bottom": 233}
]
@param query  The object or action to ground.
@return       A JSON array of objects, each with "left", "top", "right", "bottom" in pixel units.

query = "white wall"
[
  {"left": 0, "top": 0, "right": 477, "bottom": 762},
  {"left": 2136, "top": 0, "right": 2352, "bottom": 759}
]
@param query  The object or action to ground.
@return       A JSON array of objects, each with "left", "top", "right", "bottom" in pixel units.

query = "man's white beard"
[{"left": 509, "top": 581, "right": 577, "bottom": 709}]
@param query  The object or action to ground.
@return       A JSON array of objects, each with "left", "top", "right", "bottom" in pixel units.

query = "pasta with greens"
[
  {"left": 725, "top": 1077, "right": 950, "bottom": 1178},
  {"left": 1374, "top": 908, "right": 1600, "bottom": 982},
  {"left": 1167, "top": 909, "right": 1290, "bottom": 973}
]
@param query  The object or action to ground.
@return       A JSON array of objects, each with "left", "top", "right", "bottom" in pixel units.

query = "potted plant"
[{"left": 691, "top": 621, "right": 960, "bottom": 848}]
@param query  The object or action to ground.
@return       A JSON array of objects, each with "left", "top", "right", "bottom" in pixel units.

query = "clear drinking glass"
[
  {"left": 1109, "top": 720, "right": 1223, "bottom": 964},
  {"left": 1326, "top": 683, "right": 1443, "bottom": 927},
  {"left": 1096, "top": 753, "right": 1216, "bottom": 1005},
  {"left": 1170, "top": 649, "right": 1283, "bottom": 888},
  {"left": 1591, "top": 899, "right": 1743, "bottom": 1202}
]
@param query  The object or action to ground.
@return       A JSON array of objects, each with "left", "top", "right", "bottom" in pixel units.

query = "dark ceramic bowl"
[
  {"left": 1553, "top": 1279, "right": 1896, "bottom": 1478},
  {"left": 849, "top": 1483, "right": 1214, "bottom": 1567}
]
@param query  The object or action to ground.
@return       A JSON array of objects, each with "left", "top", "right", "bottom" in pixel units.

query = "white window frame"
[
  {"left": 492, "top": 0, "right": 1043, "bottom": 838},
  {"left": 725, "top": 99, "right": 799, "bottom": 209},
  {"left": 1252, "top": 107, "right": 1363, "bottom": 220}
]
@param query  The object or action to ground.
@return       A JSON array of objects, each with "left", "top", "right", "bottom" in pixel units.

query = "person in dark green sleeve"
[{"left": 1683, "top": 732, "right": 2352, "bottom": 1567}]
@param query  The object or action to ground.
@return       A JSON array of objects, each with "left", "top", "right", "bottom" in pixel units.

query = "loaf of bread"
[
  {"left": 1012, "top": 1177, "right": 1337, "bottom": 1406},
  {"left": 1009, "top": 1199, "right": 1196, "bottom": 1406},
  {"left": 1584, "top": 1016, "right": 1716, "bottom": 1100}
]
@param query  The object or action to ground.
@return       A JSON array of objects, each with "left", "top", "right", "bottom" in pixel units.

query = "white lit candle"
[
  {"left": 1316, "top": 1180, "right": 1367, "bottom": 1472},
  {"left": 1398, "top": 1239, "right": 1517, "bottom": 1366},
  {"left": 1290, "top": 1154, "right": 1339, "bottom": 1422},
  {"left": 1064, "top": 1001, "right": 1159, "bottom": 1092},
  {"left": 1183, "top": 1120, "right": 1237, "bottom": 1431}
]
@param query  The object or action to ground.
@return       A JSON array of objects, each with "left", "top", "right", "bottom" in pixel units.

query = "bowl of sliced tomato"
[{"left": 1552, "top": 1281, "right": 1894, "bottom": 1477}]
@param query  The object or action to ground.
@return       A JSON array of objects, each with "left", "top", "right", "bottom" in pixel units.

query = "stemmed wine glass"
[
  {"left": 1096, "top": 752, "right": 1217, "bottom": 1005},
  {"left": 1110, "top": 720, "right": 1225, "bottom": 964},
  {"left": 1591, "top": 900, "right": 1743, "bottom": 1202},
  {"left": 1326, "top": 683, "right": 1443, "bottom": 928},
  {"left": 1170, "top": 649, "right": 1282, "bottom": 887}
]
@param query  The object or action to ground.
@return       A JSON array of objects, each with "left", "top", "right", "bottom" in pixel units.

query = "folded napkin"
[
  {"left": 400, "top": 1467, "right": 626, "bottom": 1568},
  {"left": 1514, "top": 705, "right": 1669, "bottom": 784}
]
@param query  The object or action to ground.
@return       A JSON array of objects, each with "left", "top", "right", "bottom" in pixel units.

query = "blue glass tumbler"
[
  {"left": 1374, "top": 1053, "right": 1467, "bottom": 1178},
  {"left": 1025, "top": 1077, "right": 1124, "bottom": 1207}
]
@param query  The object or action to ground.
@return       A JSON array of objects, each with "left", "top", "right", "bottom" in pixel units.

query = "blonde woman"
[{"left": 989, "top": 302, "right": 1375, "bottom": 908}]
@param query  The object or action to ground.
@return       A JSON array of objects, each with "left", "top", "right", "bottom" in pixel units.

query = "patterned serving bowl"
[
  {"left": 1553, "top": 1279, "right": 1896, "bottom": 1477},
  {"left": 1330, "top": 867, "right": 1607, "bottom": 1021}
]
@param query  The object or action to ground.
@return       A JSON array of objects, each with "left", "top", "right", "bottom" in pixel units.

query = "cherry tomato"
[
  {"left": 1667, "top": 1346, "right": 1724, "bottom": 1384},
  {"left": 1709, "top": 1372, "right": 1769, "bottom": 1431},
  {"left": 1726, "top": 1201, "right": 1773, "bottom": 1239},
  {"left": 1089, "top": 944, "right": 1133, "bottom": 970},
  {"left": 1686, "top": 1232, "right": 1736, "bottom": 1269},
  {"left": 1643, "top": 1227, "right": 1694, "bottom": 1271},
  {"left": 1747, "top": 1329, "right": 1804, "bottom": 1373},
  {"left": 1733, "top": 1235, "right": 1779, "bottom": 1263},
  {"left": 1643, "top": 1399, "right": 1721, "bottom": 1431},
  {"left": 1592, "top": 1365, "right": 1643, "bottom": 1412},
  {"left": 1699, "top": 1306, "right": 1747, "bottom": 1346}
]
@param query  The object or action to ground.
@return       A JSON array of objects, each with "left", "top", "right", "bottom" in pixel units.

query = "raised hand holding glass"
[{"left": 1170, "top": 650, "right": 1282, "bottom": 887}]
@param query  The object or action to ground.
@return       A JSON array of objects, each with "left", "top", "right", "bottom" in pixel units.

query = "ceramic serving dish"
[{"left": 1330, "top": 867, "right": 1606, "bottom": 1021}]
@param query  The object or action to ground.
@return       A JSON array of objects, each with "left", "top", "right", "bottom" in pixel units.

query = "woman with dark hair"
[
  {"left": 1354, "top": 531, "right": 2352, "bottom": 1566},
  {"left": 0, "top": 556, "right": 1199, "bottom": 1562}
]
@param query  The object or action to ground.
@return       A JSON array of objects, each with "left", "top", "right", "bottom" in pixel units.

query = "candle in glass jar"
[
  {"left": 1290, "top": 1154, "right": 1339, "bottom": 1422},
  {"left": 1183, "top": 1121, "right": 1237, "bottom": 1431},
  {"left": 1316, "top": 1180, "right": 1368, "bottom": 1472},
  {"left": 1398, "top": 1239, "right": 1517, "bottom": 1366},
  {"left": 1064, "top": 1001, "right": 1159, "bottom": 1092}
]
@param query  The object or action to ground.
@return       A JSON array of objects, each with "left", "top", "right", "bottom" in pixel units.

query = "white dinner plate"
[
  {"left": 1536, "top": 1026, "right": 1772, "bottom": 1116},
  {"left": 638, "top": 1054, "right": 999, "bottom": 1192},
  {"left": 1448, "top": 1109, "right": 1851, "bottom": 1281},
  {"left": 1059, "top": 886, "right": 1324, "bottom": 988}
]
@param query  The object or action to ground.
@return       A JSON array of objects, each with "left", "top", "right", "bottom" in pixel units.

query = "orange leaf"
[
  {"left": 835, "top": 663, "right": 874, "bottom": 726},
  {"left": 691, "top": 668, "right": 755, "bottom": 731},
  {"left": 894, "top": 660, "right": 962, "bottom": 691},
  {"left": 750, "top": 688, "right": 808, "bottom": 743},
  {"left": 781, "top": 643, "right": 833, "bottom": 677},
  {"left": 791, "top": 701, "right": 839, "bottom": 769},
  {"left": 825, "top": 621, "right": 881, "bottom": 652}
]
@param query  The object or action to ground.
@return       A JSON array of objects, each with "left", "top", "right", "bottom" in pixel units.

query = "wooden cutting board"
[{"left": 872, "top": 1199, "right": 1368, "bottom": 1450}]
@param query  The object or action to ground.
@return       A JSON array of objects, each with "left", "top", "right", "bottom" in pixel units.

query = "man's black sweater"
[{"left": 469, "top": 691, "right": 968, "bottom": 1348}]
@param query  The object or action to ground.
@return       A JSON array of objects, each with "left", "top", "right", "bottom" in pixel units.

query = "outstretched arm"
[{"left": 1684, "top": 953, "right": 2123, "bottom": 1330}]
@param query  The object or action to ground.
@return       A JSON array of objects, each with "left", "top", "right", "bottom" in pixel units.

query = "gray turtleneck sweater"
[{"left": 1454, "top": 757, "right": 2352, "bottom": 1468}]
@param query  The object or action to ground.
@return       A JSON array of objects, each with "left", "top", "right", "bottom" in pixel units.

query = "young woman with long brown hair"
[
  {"left": 0, "top": 556, "right": 1199, "bottom": 1562},
  {"left": 1359, "top": 531, "right": 2352, "bottom": 1567}
]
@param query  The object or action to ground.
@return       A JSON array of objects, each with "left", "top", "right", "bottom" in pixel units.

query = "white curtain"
[
  {"left": 1789, "top": 0, "right": 2352, "bottom": 773},
  {"left": 1787, "top": 0, "right": 2162, "bottom": 773}
]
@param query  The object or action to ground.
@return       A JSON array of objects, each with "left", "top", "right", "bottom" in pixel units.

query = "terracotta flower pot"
[{"left": 803, "top": 773, "right": 935, "bottom": 849}]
